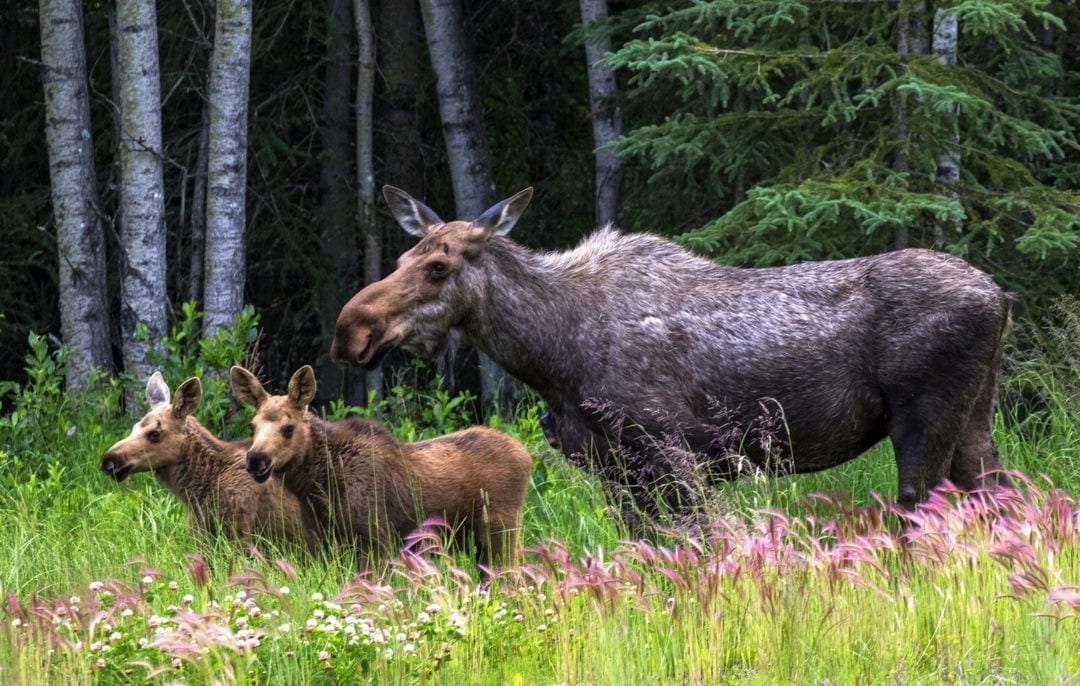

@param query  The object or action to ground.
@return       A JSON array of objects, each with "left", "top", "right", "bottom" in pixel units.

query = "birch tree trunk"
[
  {"left": 316, "top": 0, "right": 360, "bottom": 404},
  {"left": 932, "top": 6, "right": 959, "bottom": 243},
  {"left": 203, "top": 0, "right": 252, "bottom": 336},
  {"left": 579, "top": 0, "right": 623, "bottom": 228},
  {"left": 355, "top": 0, "right": 382, "bottom": 401},
  {"left": 115, "top": 0, "right": 167, "bottom": 391},
  {"left": 420, "top": 0, "right": 520, "bottom": 417},
  {"left": 39, "top": 0, "right": 112, "bottom": 389}
]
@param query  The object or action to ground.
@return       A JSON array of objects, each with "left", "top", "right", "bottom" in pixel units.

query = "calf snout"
[
  {"left": 246, "top": 451, "right": 273, "bottom": 483},
  {"left": 100, "top": 453, "right": 131, "bottom": 482}
]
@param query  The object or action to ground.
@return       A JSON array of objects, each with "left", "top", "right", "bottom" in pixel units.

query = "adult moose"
[{"left": 331, "top": 186, "right": 1014, "bottom": 517}]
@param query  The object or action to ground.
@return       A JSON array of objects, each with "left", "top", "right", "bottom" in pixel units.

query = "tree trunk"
[
  {"left": 188, "top": 106, "right": 210, "bottom": 305},
  {"left": 893, "top": 2, "right": 911, "bottom": 250},
  {"left": 355, "top": 0, "right": 382, "bottom": 402},
  {"left": 39, "top": 0, "right": 112, "bottom": 389},
  {"left": 203, "top": 0, "right": 253, "bottom": 336},
  {"left": 316, "top": 0, "right": 360, "bottom": 405},
  {"left": 115, "top": 0, "right": 167, "bottom": 394},
  {"left": 419, "top": 0, "right": 519, "bottom": 417},
  {"left": 932, "top": 6, "right": 959, "bottom": 243},
  {"left": 377, "top": 0, "right": 423, "bottom": 257},
  {"left": 579, "top": 0, "right": 623, "bottom": 227}
]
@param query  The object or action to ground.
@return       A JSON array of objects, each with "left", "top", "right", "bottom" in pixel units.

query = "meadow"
[{"left": 0, "top": 305, "right": 1078, "bottom": 684}]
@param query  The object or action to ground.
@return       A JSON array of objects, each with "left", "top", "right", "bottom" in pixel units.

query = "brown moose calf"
[
  {"left": 101, "top": 372, "right": 320, "bottom": 553},
  {"left": 229, "top": 365, "right": 532, "bottom": 568}
]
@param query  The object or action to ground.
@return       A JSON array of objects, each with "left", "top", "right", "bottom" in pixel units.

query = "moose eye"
[
  {"left": 148, "top": 430, "right": 162, "bottom": 443},
  {"left": 428, "top": 262, "right": 449, "bottom": 280},
  {"left": 283, "top": 425, "right": 295, "bottom": 439}
]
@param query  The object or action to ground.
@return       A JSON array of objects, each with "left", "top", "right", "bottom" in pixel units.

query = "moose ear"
[
  {"left": 146, "top": 371, "right": 170, "bottom": 407},
  {"left": 288, "top": 365, "right": 318, "bottom": 409},
  {"left": 172, "top": 378, "right": 202, "bottom": 419},
  {"left": 230, "top": 366, "right": 268, "bottom": 409},
  {"left": 383, "top": 185, "right": 444, "bottom": 237},
  {"left": 470, "top": 188, "right": 533, "bottom": 240}
]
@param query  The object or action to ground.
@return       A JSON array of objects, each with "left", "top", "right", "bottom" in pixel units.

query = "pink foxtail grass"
[{"left": 2, "top": 471, "right": 1077, "bottom": 684}]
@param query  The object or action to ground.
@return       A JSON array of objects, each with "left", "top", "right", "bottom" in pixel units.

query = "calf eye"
[
  {"left": 148, "top": 431, "right": 162, "bottom": 443},
  {"left": 283, "top": 425, "right": 294, "bottom": 439}
]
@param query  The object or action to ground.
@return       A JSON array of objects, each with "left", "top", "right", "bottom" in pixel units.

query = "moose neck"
[
  {"left": 461, "top": 236, "right": 600, "bottom": 400},
  {"left": 276, "top": 414, "right": 338, "bottom": 519},
  {"left": 155, "top": 417, "right": 232, "bottom": 505}
]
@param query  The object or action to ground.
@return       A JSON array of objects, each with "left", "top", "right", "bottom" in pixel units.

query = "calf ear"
[
  {"left": 288, "top": 365, "right": 318, "bottom": 409},
  {"left": 230, "top": 366, "right": 268, "bottom": 409},
  {"left": 383, "top": 185, "right": 444, "bottom": 237},
  {"left": 172, "top": 378, "right": 202, "bottom": 419},
  {"left": 470, "top": 188, "right": 533, "bottom": 240},
  {"left": 146, "top": 371, "right": 171, "bottom": 407}
]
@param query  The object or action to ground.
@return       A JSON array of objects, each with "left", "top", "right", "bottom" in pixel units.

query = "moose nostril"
[{"left": 245, "top": 452, "right": 272, "bottom": 482}]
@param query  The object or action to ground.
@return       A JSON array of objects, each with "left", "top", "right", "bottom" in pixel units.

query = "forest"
[{"left": 1, "top": 0, "right": 1079, "bottom": 682}]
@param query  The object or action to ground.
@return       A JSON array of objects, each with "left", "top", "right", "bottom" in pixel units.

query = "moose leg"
[
  {"left": 949, "top": 364, "right": 1012, "bottom": 491},
  {"left": 480, "top": 512, "right": 522, "bottom": 568},
  {"left": 888, "top": 395, "right": 968, "bottom": 510}
]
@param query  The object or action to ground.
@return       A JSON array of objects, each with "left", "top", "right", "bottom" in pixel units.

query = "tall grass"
[{"left": 1, "top": 303, "right": 1078, "bottom": 684}]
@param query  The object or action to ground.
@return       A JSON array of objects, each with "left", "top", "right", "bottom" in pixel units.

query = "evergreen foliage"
[{"left": 607, "top": 0, "right": 1079, "bottom": 312}]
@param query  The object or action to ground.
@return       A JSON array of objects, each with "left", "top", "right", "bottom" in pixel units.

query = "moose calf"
[
  {"left": 101, "top": 372, "right": 320, "bottom": 553},
  {"left": 230, "top": 365, "right": 532, "bottom": 567}
]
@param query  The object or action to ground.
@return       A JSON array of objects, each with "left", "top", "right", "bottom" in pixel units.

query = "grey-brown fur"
[
  {"left": 332, "top": 187, "right": 1014, "bottom": 516},
  {"left": 230, "top": 365, "right": 532, "bottom": 567},
  {"left": 100, "top": 373, "right": 320, "bottom": 553}
]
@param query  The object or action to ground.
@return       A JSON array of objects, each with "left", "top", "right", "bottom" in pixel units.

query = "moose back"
[{"left": 332, "top": 186, "right": 1013, "bottom": 513}]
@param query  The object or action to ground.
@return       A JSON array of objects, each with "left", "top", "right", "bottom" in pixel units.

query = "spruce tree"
[{"left": 605, "top": 0, "right": 1079, "bottom": 307}]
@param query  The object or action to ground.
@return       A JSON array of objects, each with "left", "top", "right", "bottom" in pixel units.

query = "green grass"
[{"left": 1, "top": 327, "right": 1078, "bottom": 684}]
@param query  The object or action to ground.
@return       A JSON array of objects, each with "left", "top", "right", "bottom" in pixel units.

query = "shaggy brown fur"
[
  {"left": 230, "top": 365, "right": 532, "bottom": 567},
  {"left": 331, "top": 186, "right": 1014, "bottom": 517},
  {"left": 101, "top": 372, "right": 320, "bottom": 553}
]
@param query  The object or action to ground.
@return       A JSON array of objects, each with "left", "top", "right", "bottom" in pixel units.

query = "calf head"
[
  {"left": 231, "top": 365, "right": 317, "bottom": 483},
  {"left": 100, "top": 372, "right": 201, "bottom": 481},
  {"left": 330, "top": 185, "right": 533, "bottom": 369}
]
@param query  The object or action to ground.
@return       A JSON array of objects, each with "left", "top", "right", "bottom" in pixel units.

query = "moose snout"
[
  {"left": 100, "top": 453, "right": 131, "bottom": 482},
  {"left": 246, "top": 451, "right": 273, "bottom": 483}
]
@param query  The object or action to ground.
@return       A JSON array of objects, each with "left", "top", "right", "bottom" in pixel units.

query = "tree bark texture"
[
  {"left": 316, "top": 0, "right": 360, "bottom": 405},
  {"left": 579, "top": 0, "right": 623, "bottom": 228},
  {"left": 933, "top": 7, "right": 959, "bottom": 242},
  {"left": 203, "top": 0, "right": 253, "bottom": 335},
  {"left": 115, "top": 0, "right": 167, "bottom": 386},
  {"left": 419, "top": 0, "right": 518, "bottom": 416},
  {"left": 377, "top": 0, "right": 423, "bottom": 259},
  {"left": 355, "top": 0, "right": 382, "bottom": 400},
  {"left": 39, "top": 0, "right": 112, "bottom": 389},
  {"left": 188, "top": 106, "right": 210, "bottom": 305},
  {"left": 418, "top": 0, "right": 495, "bottom": 217}
]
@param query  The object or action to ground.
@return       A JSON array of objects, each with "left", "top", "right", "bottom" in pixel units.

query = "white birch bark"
[
  {"left": 419, "top": 0, "right": 496, "bottom": 216},
  {"left": 39, "top": 0, "right": 112, "bottom": 389},
  {"left": 355, "top": 0, "right": 382, "bottom": 400},
  {"left": 579, "top": 0, "right": 623, "bottom": 228},
  {"left": 115, "top": 0, "right": 167, "bottom": 386},
  {"left": 419, "top": 0, "right": 517, "bottom": 415},
  {"left": 203, "top": 0, "right": 252, "bottom": 335},
  {"left": 933, "top": 7, "right": 960, "bottom": 241}
]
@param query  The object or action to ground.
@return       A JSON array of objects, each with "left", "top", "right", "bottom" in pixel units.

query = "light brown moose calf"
[
  {"left": 101, "top": 372, "right": 320, "bottom": 553},
  {"left": 229, "top": 365, "right": 532, "bottom": 568}
]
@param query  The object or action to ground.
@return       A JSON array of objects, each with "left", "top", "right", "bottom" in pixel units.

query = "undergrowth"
[{"left": 0, "top": 298, "right": 1078, "bottom": 683}]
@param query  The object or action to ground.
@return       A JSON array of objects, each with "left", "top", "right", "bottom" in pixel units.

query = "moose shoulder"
[{"left": 332, "top": 186, "right": 1014, "bottom": 514}]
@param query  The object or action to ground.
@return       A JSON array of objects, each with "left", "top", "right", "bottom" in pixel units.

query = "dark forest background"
[{"left": 2, "top": 0, "right": 1078, "bottom": 406}]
